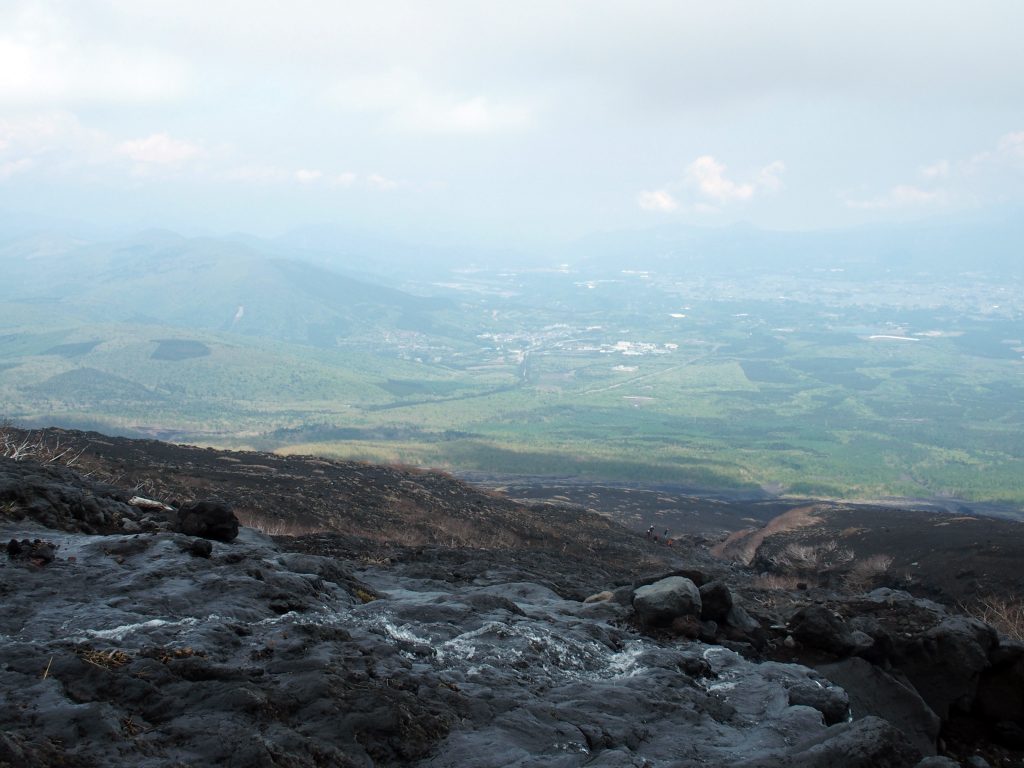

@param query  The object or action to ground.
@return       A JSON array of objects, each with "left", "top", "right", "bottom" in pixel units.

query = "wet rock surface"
[
  {"left": 2, "top": 436, "right": 1024, "bottom": 766},
  {"left": 0, "top": 517, "right": 916, "bottom": 768}
]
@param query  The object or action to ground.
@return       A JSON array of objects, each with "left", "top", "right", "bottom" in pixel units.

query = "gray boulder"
[{"left": 632, "top": 576, "right": 701, "bottom": 627}]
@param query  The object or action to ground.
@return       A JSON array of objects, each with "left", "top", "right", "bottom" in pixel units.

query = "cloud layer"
[
  {"left": 639, "top": 157, "right": 786, "bottom": 214},
  {"left": 0, "top": 1, "right": 1022, "bottom": 235}
]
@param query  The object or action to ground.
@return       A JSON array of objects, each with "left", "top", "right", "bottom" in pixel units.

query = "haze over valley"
[{"left": 1, "top": 216, "right": 1022, "bottom": 512}]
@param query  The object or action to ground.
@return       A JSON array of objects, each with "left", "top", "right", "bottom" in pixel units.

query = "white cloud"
[
  {"left": 411, "top": 95, "right": 532, "bottom": 135},
  {"left": 215, "top": 165, "right": 360, "bottom": 188},
  {"left": 997, "top": 131, "right": 1024, "bottom": 160},
  {"left": 756, "top": 160, "right": 786, "bottom": 191},
  {"left": 640, "top": 155, "right": 785, "bottom": 213},
  {"left": 849, "top": 130, "right": 1024, "bottom": 211},
  {"left": 637, "top": 189, "right": 678, "bottom": 212},
  {"left": 117, "top": 133, "right": 201, "bottom": 166},
  {"left": 920, "top": 159, "right": 950, "bottom": 179},
  {"left": 293, "top": 169, "right": 358, "bottom": 186},
  {"left": 0, "top": 111, "right": 87, "bottom": 154},
  {"left": 846, "top": 184, "right": 944, "bottom": 210},
  {"left": 0, "top": 5, "right": 187, "bottom": 106},
  {"left": 685, "top": 156, "right": 754, "bottom": 203},
  {"left": 0, "top": 157, "right": 33, "bottom": 180},
  {"left": 968, "top": 130, "right": 1024, "bottom": 172},
  {"left": 684, "top": 156, "right": 773, "bottom": 203},
  {"left": 326, "top": 69, "right": 532, "bottom": 135},
  {"left": 367, "top": 173, "right": 405, "bottom": 190},
  {"left": 294, "top": 168, "right": 323, "bottom": 184},
  {"left": 218, "top": 165, "right": 291, "bottom": 184}
]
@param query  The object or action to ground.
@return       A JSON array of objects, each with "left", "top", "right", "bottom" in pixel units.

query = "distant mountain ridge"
[{"left": 0, "top": 231, "right": 457, "bottom": 346}]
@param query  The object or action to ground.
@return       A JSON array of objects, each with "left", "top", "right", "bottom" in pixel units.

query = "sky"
[{"left": 1, "top": 0, "right": 1023, "bottom": 243}]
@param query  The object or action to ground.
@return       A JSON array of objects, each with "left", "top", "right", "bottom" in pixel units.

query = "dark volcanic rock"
[
  {"left": 892, "top": 615, "right": 998, "bottom": 722},
  {"left": 819, "top": 657, "right": 941, "bottom": 756},
  {"left": 790, "top": 604, "right": 859, "bottom": 656},
  {"left": 786, "top": 677, "right": 850, "bottom": 725},
  {"left": 186, "top": 537, "right": 214, "bottom": 557},
  {"left": 6, "top": 537, "right": 57, "bottom": 564},
  {"left": 974, "top": 642, "right": 1024, "bottom": 732},
  {"left": 735, "top": 716, "right": 922, "bottom": 767},
  {"left": 1, "top": 517, "right": 924, "bottom": 768},
  {"left": 778, "top": 589, "right": 1024, "bottom": 763},
  {"left": 0, "top": 456, "right": 141, "bottom": 534},
  {"left": 699, "top": 579, "right": 734, "bottom": 623},
  {"left": 1, "top": 436, "right": 1018, "bottom": 767},
  {"left": 176, "top": 500, "right": 239, "bottom": 542}
]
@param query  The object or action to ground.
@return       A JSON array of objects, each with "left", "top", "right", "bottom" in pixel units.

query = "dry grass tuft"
[
  {"left": 153, "top": 646, "right": 205, "bottom": 664},
  {"left": 844, "top": 553, "right": 895, "bottom": 591},
  {"left": 235, "top": 508, "right": 323, "bottom": 537},
  {"left": 772, "top": 540, "right": 854, "bottom": 572},
  {"left": 1, "top": 424, "right": 86, "bottom": 466},
  {"left": 752, "top": 573, "right": 805, "bottom": 591},
  {"left": 354, "top": 588, "right": 377, "bottom": 604},
  {"left": 78, "top": 647, "right": 132, "bottom": 670},
  {"left": 961, "top": 595, "right": 1024, "bottom": 642}
]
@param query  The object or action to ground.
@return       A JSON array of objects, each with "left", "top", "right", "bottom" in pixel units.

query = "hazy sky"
[{"left": 1, "top": 1, "right": 1023, "bottom": 241}]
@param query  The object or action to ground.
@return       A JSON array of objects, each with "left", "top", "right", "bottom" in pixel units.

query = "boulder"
[
  {"left": 890, "top": 616, "right": 998, "bottom": 721},
  {"left": 176, "top": 501, "right": 239, "bottom": 542},
  {"left": 790, "top": 604, "right": 858, "bottom": 656},
  {"left": 973, "top": 641, "right": 1024, "bottom": 727},
  {"left": 736, "top": 716, "right": 922, "bottom": 767},
  {"left": 726, "top": 603, "right": 762, "bottom": 633},
  {"left": 787, "top": 679, "right": 850, "bottom": 725},
  {"left": 700, "top": 580, "right": 734, "bottom": 622},
  {"left": 819, "top": 657, "right": 940, "bottom": 757},
  {"left": 632, "top": 576, "right": 701, "bottom": 627},
  {"left": 189, "top": 538, "right": 214, "bottom": 558},
  {"left": 993, "top": 720, "right": 1024, "bottom": 749}
]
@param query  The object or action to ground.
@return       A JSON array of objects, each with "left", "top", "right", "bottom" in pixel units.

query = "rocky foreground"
[{"left": 2, "top": 433, "right": 1024, "bottom": 766}]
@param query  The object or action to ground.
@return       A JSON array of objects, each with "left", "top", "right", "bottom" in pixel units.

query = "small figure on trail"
[{"left": 646, "top": 525, "right": 655, "bottom": 538}]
